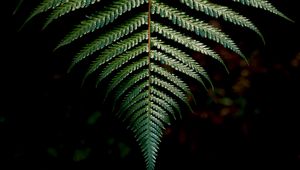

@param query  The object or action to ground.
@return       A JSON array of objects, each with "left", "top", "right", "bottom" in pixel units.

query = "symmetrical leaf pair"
[{"left": 26, "top": 0, "right": 290, "bottom": 169}]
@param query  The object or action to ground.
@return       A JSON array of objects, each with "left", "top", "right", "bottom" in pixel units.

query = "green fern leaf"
[
  {"left": 56, "top": 0, "right": 148, "bottom": 49},
  {"left": 43, "top": 0, "right": 102, "bottom": 28},
  {"left": 180, "top": 0, "right": 264, "bottom": 43},
  {"left": 150, "top": 88, "right": 181, "bottom": 118},
  {"left": 114, "top": 70, "right": 149, "bottom": 107},
  {"left": 233, "top": 0, "right": 293, "bottom": 22},
  {"left": 82, "top": 29, "right": 148, "bottom": 80},
  {"left": 117, "top": 81, "right": 149, "bottom": 118},
  {"left": 151, "top": 50, "right": 208, "bottom": 90},
  {"left": 151, "top": 64, "right": 191, "bottom": 96},
  {"left": 96, "top": 44, "right": 148, "bottom": 85},
  {"left": 151, "top": 22, "right": 228, "bottom": 72},
  {"left": 151, "top": 38, "right": 214, "bottom": 84},
  {"left": 25, "top": 0, "right": 292, "bottom": 169},
  {"left": 26, "top": 0, "right": 68, "bottom": 23},
  {"left": 152, "top": 2, "right": 246, "bottom": 59},
  {"left": 150, "top": 95, "right": 177, "bottom": 120},
  {"left": 150, "top": 76, "right": 191, "bottom": 110},
  {"left": 70, "top": 13, "right": 148, "bottom": 72}
]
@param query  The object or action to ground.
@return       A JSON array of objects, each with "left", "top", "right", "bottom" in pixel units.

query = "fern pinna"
[{"left": 26, "top": 0, "right": 291, "bottom": 169}]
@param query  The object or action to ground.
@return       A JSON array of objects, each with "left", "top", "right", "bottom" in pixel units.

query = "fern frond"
[
  {"left": 114, "top": 70, "right": 149, "bottom": 106},
  {"left": 126, "top": 100, "right": 149, "bottom": 120},
  {"left": 106, "top": 57, "right": 149, "bottom": 98},
  {"left": 98, "top": 44, "right": 148, "bottom": 83},
  {"left": 150, "top": 87, "right": 181, "bottom": 119},
  {"left": 151, "top": 50, "right": 208, "bottom": 90},
  {"left": 150, "top": 105, "right": 170, "bottom": 125},
  {"left": 57, "top": 0, "right": 148, "bottom": 49},
  {"left": 151, "top": 37, "right": 215, "bottom": 83},
  {"left": 150, "top": 76, "right": 190, "bottom": 110},
  {"left": 26, "top": 0, "right": 68, "bottom": 23},
  {"left": 131, "top": 110, "right": 164, "bottom": 170},
  {"left": 152, "top": 2, "right": 246, "bottom": 60},
  {"left": 233, "top": 0, "right": 293, "bottom": 21},
  {"left": 151, "top": 22, "right": 227, "bottom": 71},
  {"left": 125, "top": 107, "right": 147, "bottom": 123},
  {"left": 151, "top": 64, "right": 191, "bottom": 96},
  {"left": 82, "top": 29, "right": 148, "bottom": 80},
  {"left": 70, "top": 13, "right": 148, "bottom": 71},
  {"left": 117, "top": 81, "right": 149, "bottom": 118},
  {"left": 119, "top": 91, "right": 149, "bottom": 120},
  {"left": 27, "top": 0, "right": 292, "bottom": 169},
  {"left": 180, "top": 0, "right": 264, "bottom": 42},
  {"left": 43, "top": 0, "right": 102, "bottom": 28},
  {"left": 97, "top": 57, "right": 147, "bottom": 95},
  {"left": 151, "top": 95, "right": 176, "bottom": 119}
]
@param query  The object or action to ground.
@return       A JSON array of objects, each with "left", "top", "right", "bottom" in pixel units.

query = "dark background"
[{"left": 1, "top": 0, "right": 300, "bottom": 169}]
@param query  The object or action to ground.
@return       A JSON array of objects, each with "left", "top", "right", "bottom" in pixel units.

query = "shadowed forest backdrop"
[{"left": 1, "top": 0, "right": 300, "bottom": 169}]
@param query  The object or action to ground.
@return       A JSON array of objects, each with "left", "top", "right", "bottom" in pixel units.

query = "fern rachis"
[{"left": 23, "top": 0, "right": 292, "bottom": 169}]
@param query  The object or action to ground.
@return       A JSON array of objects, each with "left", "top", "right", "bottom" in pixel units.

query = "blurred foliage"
[
  {"left": 73, "top": 148, "right": 91, "bottom": 161},
  {"left": 87, "top": 112, "right": 102, "bottom": 126}
]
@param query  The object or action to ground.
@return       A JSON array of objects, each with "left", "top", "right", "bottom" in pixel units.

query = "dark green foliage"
[{"left": 25, "top": 0, "right": 291, "bottom": 169}]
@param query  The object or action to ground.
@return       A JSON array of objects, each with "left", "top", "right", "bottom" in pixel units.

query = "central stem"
[
  {"left": 147, "top": 0, "right": 152, "bottom": 107},
  {"left": 148, "top": 0, "right": 152, "bottom": 63},
  {"left": 146, "top": 0, "right": 154, "bottom": 167},
  {"left": 147, "top": 0, "right": 152, "bottom": 91}
]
